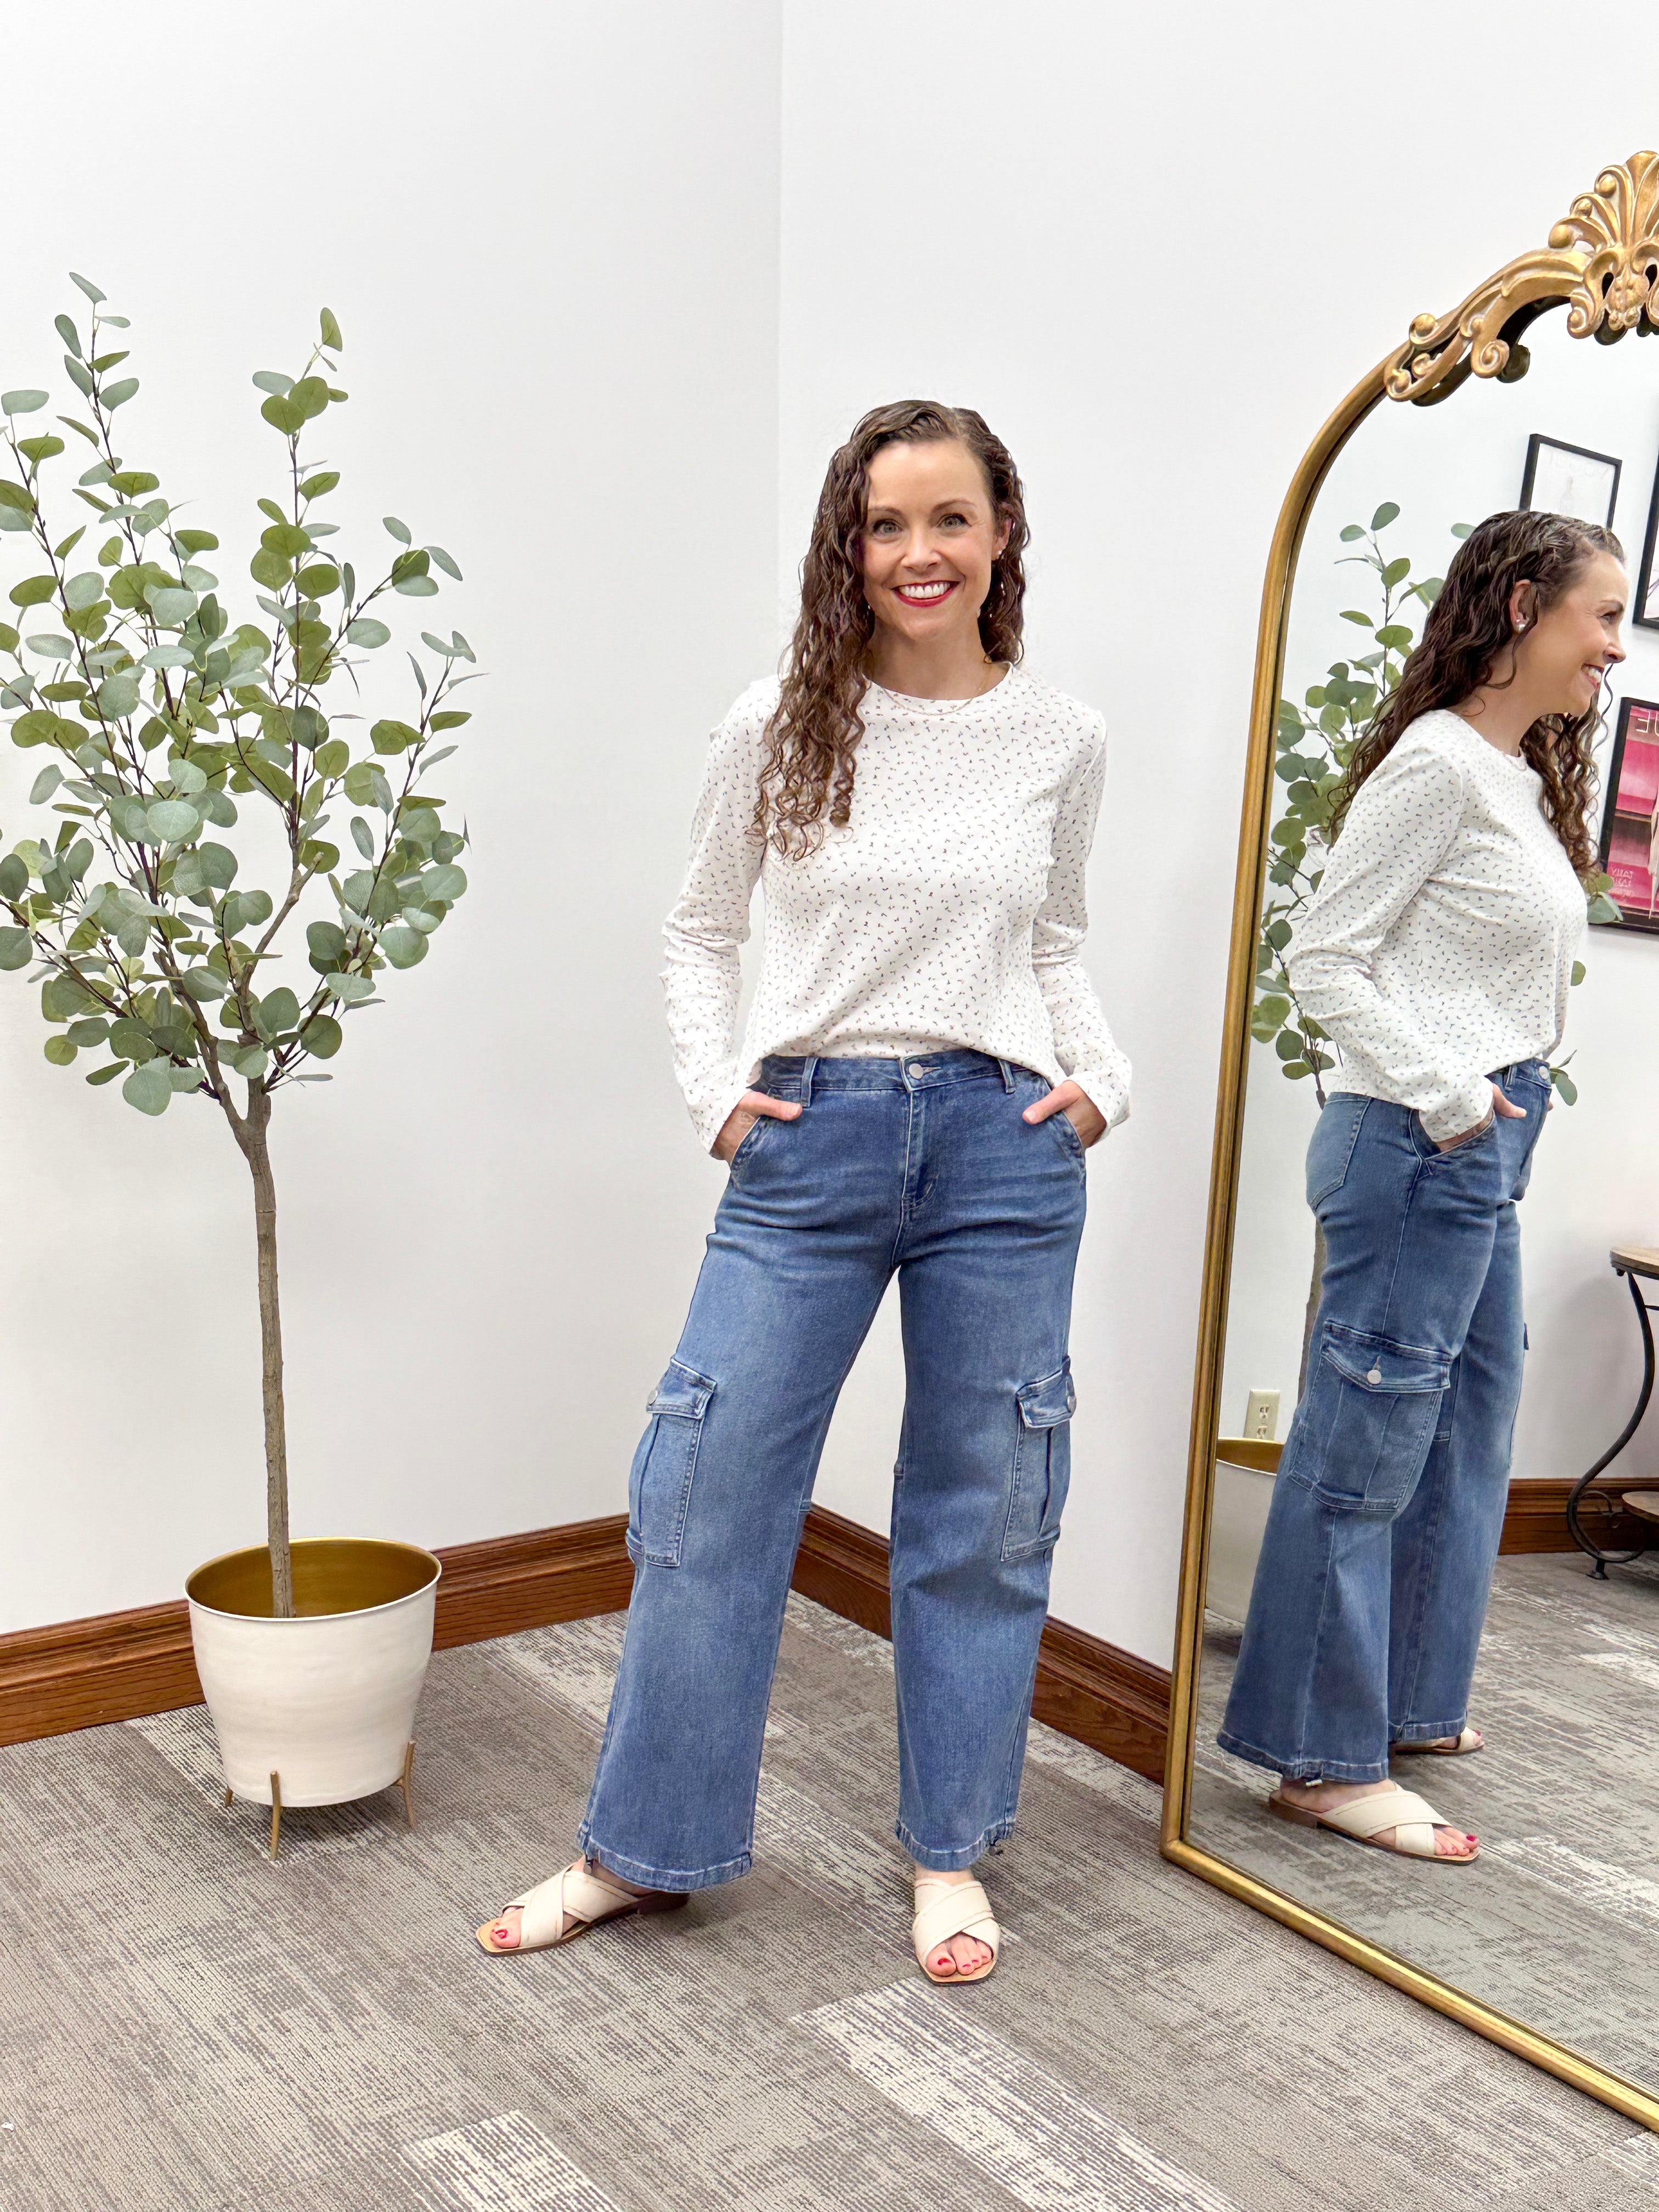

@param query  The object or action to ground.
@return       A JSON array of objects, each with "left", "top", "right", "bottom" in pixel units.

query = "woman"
[
  {"left": 478, "top": 401, "right": 1130, "bottom": 1978},
  {"left": 1218, "top": 509, "right": 1626, "bottom": 1861}
]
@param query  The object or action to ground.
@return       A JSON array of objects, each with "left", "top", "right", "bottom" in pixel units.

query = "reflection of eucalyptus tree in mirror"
[
  {"left": 1254, "top": 503, "right": 1454, "bottom": 1099},
  {"left": 0, "top": 279, "right": 478, "bottom": 1616}
]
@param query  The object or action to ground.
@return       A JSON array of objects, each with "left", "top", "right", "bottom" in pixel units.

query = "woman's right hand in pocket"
[
  {"left": 1434, "top": 1081, "right": 1528, "bottom": 1152},
  {"left": 713, "top": 1090, "right": 803, "bottom": 1162}
]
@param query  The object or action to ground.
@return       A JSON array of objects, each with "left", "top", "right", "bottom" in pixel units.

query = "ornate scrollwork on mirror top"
[{"left": 1386, "top": 149, "right": 1659, "bottom": 405}]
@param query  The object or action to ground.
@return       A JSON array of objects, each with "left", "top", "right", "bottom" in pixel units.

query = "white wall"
[
  {"left": 0, "top": 1, "right": 781, "bottom": 1632},
  {"left": 9, "top": 2, "right": 1659, "bottom": 1671}
]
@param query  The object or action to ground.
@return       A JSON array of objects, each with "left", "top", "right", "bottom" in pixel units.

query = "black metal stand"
[{"left": 1566, "top": 1263, "right": 1658, "bottom": 1577}]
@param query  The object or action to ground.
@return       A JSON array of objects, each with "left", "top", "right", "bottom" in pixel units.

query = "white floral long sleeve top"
[
  {"left": 1286, "top": 709, "right": 1586, "bottom": 1143},
  {"left": 662, "top": 669, "right": 1133, "bottom": 1153}
]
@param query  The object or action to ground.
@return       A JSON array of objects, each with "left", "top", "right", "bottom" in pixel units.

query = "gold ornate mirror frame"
[{"left": 1161, "top": 151, "right": 1659, "bottom": 2132}]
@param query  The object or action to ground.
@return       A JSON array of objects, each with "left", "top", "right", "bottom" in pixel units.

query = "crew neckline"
[{"left": 866, "top": 665, "right": 1017, "bottom": 716}]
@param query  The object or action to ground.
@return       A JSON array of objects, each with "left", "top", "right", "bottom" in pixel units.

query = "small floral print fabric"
[
  {"left": 1289, "top": 709, "right": 1587, "bottom": 1143},
  {"left": 663, "top": 668, "right": 1133, "bottom": 1153}
]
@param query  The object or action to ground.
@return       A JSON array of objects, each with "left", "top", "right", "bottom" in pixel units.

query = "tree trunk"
[
  {"left": 1297, "top": 1215, "right": 1327, "bottom": 1405},
  {"left": 242, "top": 1087, "right": 294, "bottom": 1617}
]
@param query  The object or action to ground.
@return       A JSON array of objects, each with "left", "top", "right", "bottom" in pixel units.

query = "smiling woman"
[{"left": 473, "top": 398, "right": 1132, "bottom": 1989}]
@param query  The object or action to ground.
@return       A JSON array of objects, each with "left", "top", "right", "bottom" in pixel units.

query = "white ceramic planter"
[
  {"left": 186, "top": 1538, "right": 441, "bottom": 1808},
  {"left": 1206, "top": 1458, "right": 1275, "bottom": 1624}
]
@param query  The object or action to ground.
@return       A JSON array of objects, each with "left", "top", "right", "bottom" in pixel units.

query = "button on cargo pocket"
[
  {"left": 1002, "top": 1362, "right": 1076, "bottom": 1560},
  {"left": 1282, "top": 1325, "right": 1449, "bottom": 1514},
  {"left": 627, "top": 1359, "right": 715, "bottom": 1567}
]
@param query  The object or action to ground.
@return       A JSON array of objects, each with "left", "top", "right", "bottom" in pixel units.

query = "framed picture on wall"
[
  {"left": 1633, "top": 455, "right": 1659, "bottom": 632},
  {"left": 1598, "top": 696, "right": 1659, "bottom": 931},
  {"left": 1520, "top": 433, "right": 1621, "bottom": 529}
]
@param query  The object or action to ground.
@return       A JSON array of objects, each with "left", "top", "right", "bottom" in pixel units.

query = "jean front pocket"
[
  {"left": 627, "top": 1358, "right": 715, "bottom": 1567},
  {"left": 1282, "top": 1325, "right": 1449, "bottom": 1515},
  {"left": 1002, "top": 1361, "right": 1076, "bottom": 1559}
]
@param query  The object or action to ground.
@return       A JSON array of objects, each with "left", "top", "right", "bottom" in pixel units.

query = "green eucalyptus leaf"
[
  {"left": 319, "top": 308, "right": 343, "bottom": 351},
  {"left": 300, "top": 469, "right": 341, "bottom": 499},
  {"left": 176, "top": 528, "right": 219, "bottom": 555},
  {"left": 255, "top": 986, "right": 300, "bottom": 1037},
  {"left": 328, "top": 973, "right": 375, "bottom": 1003},
  {"left": 8, "top": 576, "right": 55, "bottom": 609},
  {"left": 29, "top": 764, "right": 63, "bottom": 804},
  {"left": 261, "top": 393, "right": 305, "bottom": 435},
  {"left": 371, "top": 718, "right": 419, "bottom": 754},
  {"left": 0, "top": 924, "right": 32, "bottom": 968},
  {"left": 307, "top": 919, "right": 347, "bottom": 964},
  {"left": 98, "top": 670, "right": 141, "bottom": 718},
  {"left": 44, "top": 1034, "right": 77, "bottom": 1065},
  {"left": 345, "top": 616, "right": 391, "bottom": 648},
  {"left": 196, "top": 842, "right": 238, "bottom": 889},
  {"left": 1370, "top": 501, "right": 1400, "bottom": 531},
  {"left": 423, "top": 863, "right": 467, "bottom": 901},
  {"left": 146, "top": 798, "right": 199, "bottom": 842},
  {"left": 377, "top": 923, "right": 426, "bottom": 968},
  {"left": 178, "top": 966, "right": 228, "bottom": 1001},
  {"left": 167, "top": 1064, "right": 201, "bottom": 1092},
  {"left": 349, "top": 815, "right": 374, "bottom": 860},
  {"left": 2, "top": 388, "right": 49, "bottom": 415},
  {"left": 289, "top": 376, "right": 330, "bottom": 419},
  {"left": 252, "top": 371, "right": 294, "bottom": 397},
  {"left": 301, "top": 1011, "right": 342, "bottom": 1057},
  {"left": 383, "top": 516, "right": 411, "bottom": 544},
  {"left": 122, "top": 1062, "right": 171, "bottom": 1114},
  {"left": 84, "top": 1062, "right": 122, "bottom": 1086},
  {"left": 313, "top": 738, "right": 349, "bottom": 778},
  {"left": 148, "top": 586, "right": 197, "bottom": 626},
  {"left": 426, "top": 546, "right": 462, "bottom": 582}
]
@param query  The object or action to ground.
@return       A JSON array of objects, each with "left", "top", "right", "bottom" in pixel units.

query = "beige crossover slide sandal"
[
  {"left": 912, "top": 1875, "right": 1002, "bottom": 1984},
  {"left": 1267, "top": 1785, "right": 1479, "bottom": 1863},
  {"left": 476, "top": 1858, "right": 688, "bottom": 1954},
  {"left": 1393, "top": 1726, "right": 1483, "bottom": 1758}
]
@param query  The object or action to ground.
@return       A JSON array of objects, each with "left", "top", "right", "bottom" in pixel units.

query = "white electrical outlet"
[{"left": 1244, "top": 1388, "right": 1280, "bottom": 1441}]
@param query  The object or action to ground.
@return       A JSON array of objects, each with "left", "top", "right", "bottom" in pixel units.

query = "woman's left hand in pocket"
[{"left": 1023, "top": 1080, "right": 1107, "bottom": 1148}]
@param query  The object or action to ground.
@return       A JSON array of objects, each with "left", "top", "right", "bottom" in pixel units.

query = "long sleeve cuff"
[
  {"left": 1065, "top": 1064, "right": 1131, "bottom": 1132},
  {"left": 1417, "top": 1074, "right": 1496, "bottom": 1146}
]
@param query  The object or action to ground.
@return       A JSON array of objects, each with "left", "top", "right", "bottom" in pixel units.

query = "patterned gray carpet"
[
  {"left": 1194, "top": 1551, "right": 1659, "bottom": 2104},
  {"left": 2, "top": 1591, "right": 1656, "bottom": 2211}
]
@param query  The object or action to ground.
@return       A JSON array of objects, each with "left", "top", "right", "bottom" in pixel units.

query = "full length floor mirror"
[{"left": 1165, "top": 151, "right": 1659, "bottom": 2130}]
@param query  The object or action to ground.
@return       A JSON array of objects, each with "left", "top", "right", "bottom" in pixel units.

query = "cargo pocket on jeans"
[
  {"left": 627, "top": 1359, "right": 715, "bottom": 1567},
  {"left": 1282, "top": 1324, "right": 1449, "bottom": 1515},
  {"left": 1002, "top": 1361, "right": 1075, "bottom": 1560}
]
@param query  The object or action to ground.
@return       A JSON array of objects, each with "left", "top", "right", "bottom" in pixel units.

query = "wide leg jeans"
[
  {"left": 1218, "top": 1062, "right": 1550, "bottom": 1784},
  {"left": 578, "top": 1049, "right": 1088, "bottom": 1889}
]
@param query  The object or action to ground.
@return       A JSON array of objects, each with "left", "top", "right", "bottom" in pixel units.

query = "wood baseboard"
[
  {"left": 792, "top": 1504, "right": 1171, "bottom": 1784},
  {"left": 10, "top": 1479, "right": 1634, "bottom": 1772},
  {"left": 0, "top": 1502, "right": 1173, "bottom": 1786},
  {"left": 0, "top": 1514, "right": 635, "bottom": 1751}
]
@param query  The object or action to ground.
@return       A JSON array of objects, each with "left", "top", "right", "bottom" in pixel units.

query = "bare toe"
[
  {"left": 927, "top": 1944, "right": 959, "bottom": 1977},
  {"left": 1435, "top": 1825, "right": 1477, "bottom": 1859},
  {"left": 477, "top": 1905, "right": 523, "bottom": 1951}
]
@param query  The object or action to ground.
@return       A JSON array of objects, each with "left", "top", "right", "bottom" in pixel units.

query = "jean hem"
[
  {"left": 1389, "top": 1720, "right": 1469, "bottom": 1746},
  {"left": 895, "top": 1816, "right": 1012, "bottom": 1871},
  {"left": 1215, "top": 1729, "right": 1390, "bottom": 1785},
  {"left": 574, "top": 1828, "right": 752, "bottom": 1894}
]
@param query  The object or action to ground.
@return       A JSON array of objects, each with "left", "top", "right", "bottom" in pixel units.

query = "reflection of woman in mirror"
[
  {"left": 1219, "top": 511, "right": 1627, "bottom": 1861},
  {"left": 477, "top": 402, "right": 1131, "bottom": 1976}
]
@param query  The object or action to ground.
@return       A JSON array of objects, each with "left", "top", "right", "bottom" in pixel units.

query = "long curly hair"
[
  {"left": 1328, "top": 509, "right": 1622, "bottom": 876},
  {"left": 756, "top": 400, "right": 1029, "bottom": 856}
]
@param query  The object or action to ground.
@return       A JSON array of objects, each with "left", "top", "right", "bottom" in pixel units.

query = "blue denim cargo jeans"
[
  {"left": 577, "top": 1049, "right": 1088, "bottom": 1889},
  {"left": 1218, "top": 1062, "right": 1550, "bottom": 1784}
]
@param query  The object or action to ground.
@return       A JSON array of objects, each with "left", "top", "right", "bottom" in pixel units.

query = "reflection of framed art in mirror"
[
  {"left": 1519, "top": 431, "right": 1621, "bottom": 526},
  {"left": 1596, "top": 696, "right": 1659, "bottom": 929},
  {"left": 1633, "top": 455, "right": 1659, "bottom": 631},
  {"left": 1164, "top": 148, "right": 1659, "bottom": 2138}
]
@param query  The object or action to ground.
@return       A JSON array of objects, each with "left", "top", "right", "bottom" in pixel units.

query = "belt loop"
[
  {"left": 801, "top": 1055, "right": 817, "bottom": 1110},
  {"left": 997, "top": 1058, "right": 1015, "bottom": 1093}
]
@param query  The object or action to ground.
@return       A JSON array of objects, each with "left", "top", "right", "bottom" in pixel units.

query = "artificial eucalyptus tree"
[{"left": 0, "top": 279, "right": 475, "bottom": 1615}]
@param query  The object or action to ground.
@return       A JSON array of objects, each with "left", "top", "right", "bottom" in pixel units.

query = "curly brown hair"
[
  {"left": 1328, "top": 509, "right": 1623, "bottom": 876},
  {"left": 756, "top": 400, "right": 1029, "bottom": 856}
]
